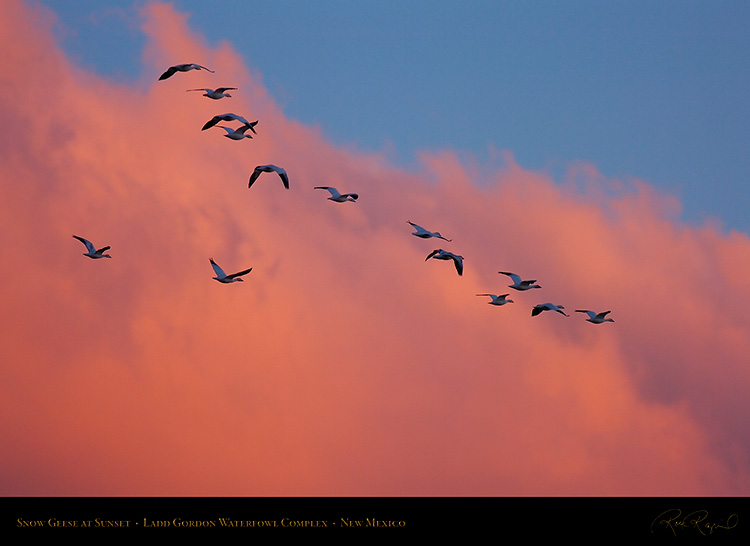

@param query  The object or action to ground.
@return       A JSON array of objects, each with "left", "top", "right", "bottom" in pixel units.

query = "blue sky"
[{"left": 40, "top": 0, "right": 750, "bottom": 232}]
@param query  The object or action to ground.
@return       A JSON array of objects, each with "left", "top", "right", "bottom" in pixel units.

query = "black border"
[{"left": 3, "top": 497, "right": 748, "bottom": 539}]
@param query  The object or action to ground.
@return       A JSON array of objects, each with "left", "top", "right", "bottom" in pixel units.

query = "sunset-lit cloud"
[{"left": 1, "top": 0, "right": 749, "bottom": 496}]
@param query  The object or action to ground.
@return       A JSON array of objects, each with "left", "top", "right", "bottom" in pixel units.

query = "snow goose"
[
  {"left": 217, "top": 124, "right": 254, "bottom": 140},
  {"left": 186, "top": 87, "right": 236, "bottom": 99},
  {"left": 476, "top": 294, "right": 514, "bottom": 306},
  {"left": 248, "top": 165, "right": 289, "bottom": 189},
  {"left": 158, "top": 63, "right": 214, "bottom": 80},
  {"left": 210, "top": 258, "right": 252, "bottom": 283},
  {"left": 498, "top": 271, "right": 541, "bottom": 291},
  {"left": 202, "top": 114, "right": 256, "bottom": 132},
  {"left": 407, "top": 221, "right": 451, "bottom": 242},
  {"left": 426, "top": 249, "right": 464, "bottom": 276},
  {"left": 531, "top": 303, "right": 568, "bottom": 317},
  {"left": 315, "top": 186, "right": 358, "bottom": 202},
  {"left": 72, "top": 235, "right": 111, "bottom": 259},
  {"left": 576, "top": 310, "right": 614, "bottom": 324}
]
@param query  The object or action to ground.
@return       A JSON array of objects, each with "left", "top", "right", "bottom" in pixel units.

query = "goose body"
[
  {"left": 187, "top": 87, "right": 236, "bottom": 99},
  {"left": 498, "top": 271, "right": 541, "bottom": 291},
  {"left": 426, "top": 249, "right": 464, "bottom": 276},
  {"left": 407, "top": 221, "right": 451, "bottom": 242},
  {"left": 476, "top": 293, "right": 514, "bottom": 306},
  {"left": 158, "top": 63, "right": 213, "bottom": 80},
  {"left": 210, "top": 258, "right": 252, "bottom": 283},
  {"left": 248, "top": 165, "right": 289, "bottom": 189},
  {"left": 576, "top": 310, "right": 614, "bottom": 324},
  {"left": 218, "top": 124, "right": 254, "bottom": 140},
  {"left": 73, "top": 235, "right": 111, "bottom": 259},
  {"left": 314, "top": 186, "right": 358, "bottom": 202},
  {"left": 531, "top": 303, "right": 568, "bottom": 317}
]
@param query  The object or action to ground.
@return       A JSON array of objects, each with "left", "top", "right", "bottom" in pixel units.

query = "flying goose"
[
  {"left": 248, "top": 165, "right": 289, "bottom": 189},
  {"left": 407, "top": 221, "right": 451, "bottom": 242},
  {"left": 158, "top": 63, "right": 214, "bottom": 80},
  {"left": 210, "top": 258, "right": 252, "bottom": 283},
  {"left": 202, "top": 114, "right": 256, "bottom": 132},
  {"left": 576, "top": 310, "right": 614, "bottom": 324},
  {"left": 531, "top": 303, "right": 568, "bottom": 317},
  {"left": 72, "top": 235, "right": 111, "bottom": 259},
  {"left": 315, "top": 186, "right": 358, "bottom": 202},
  {"left": 186, "top": 87, "right": 236, "bottom": 99},
  {"left": 476, "top": 294, "right": 514, "bottom": 306},
  {"left": 426, "top": 249, "right": 464, "bottom": 276},
  {"left": 498, "top": 271, "right": 541, "bottom": 291},
  {"left": 217, "top": 124, "right": 254, "bottom": 140}
]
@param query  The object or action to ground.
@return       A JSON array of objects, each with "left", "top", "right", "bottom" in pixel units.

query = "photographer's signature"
[{"left": 651, "top": 508, "right": 738, "bottom": 536}]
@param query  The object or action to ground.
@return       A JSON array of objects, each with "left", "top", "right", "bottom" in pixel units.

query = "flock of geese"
[{"left": 73, "top": 62, "right": 614, "bottom": 325}]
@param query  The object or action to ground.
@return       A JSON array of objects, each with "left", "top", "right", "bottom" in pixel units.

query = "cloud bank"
[{"left": 1, "top": 0, "right": 749, "bottom": 495}]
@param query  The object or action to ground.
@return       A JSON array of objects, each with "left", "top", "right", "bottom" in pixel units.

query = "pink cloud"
[{"left": 0, "top": 0, "right": 748, "bottom": 495}]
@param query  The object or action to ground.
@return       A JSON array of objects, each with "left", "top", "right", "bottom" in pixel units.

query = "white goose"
[
  {"left": 531, "top": 303, "right": 568, "bottom": 317},
  {"left": 576, "top": 310, "right": 614, "bottom": 324},
  {"left": 217, "top": 124, "right": 254, "bottom": 140},
  {"left": 426, "top": 249, "right": 464, "bottom": 276},
  {"left": 202, "top": 114, "right": 256, "bottom": 132},
  {"left": 73, "top": 235, "right": 111, "bottom": 259},
  {"left": 407, "top": 221, "right": 451, "bottom": 242},
  {"left": 248, "top": 165, "right": 289, "bottom": 190},
  {"left": 476, "top": 293, "right": 514, "bottom": 306},
  {"left": 158, "top": 63, "right": 214, "bottom": 80},
  {"left": 498, "top": 271, "right": 541, "bottom": 291},
  {"left": 210, "top": 258, "right": 252, "bottom": 283},
  {"left": 186, "top": 87, "right": 237, "bottom": 99},
  {"left": 314, "top": 186, "right": 358, "bottom": 202}
]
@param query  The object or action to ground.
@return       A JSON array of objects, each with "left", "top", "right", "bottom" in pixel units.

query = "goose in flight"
[
  {"left": 476, "top": 294, "right": 514, "bottom": 306},
  {"left": 426, "top": 249, "right": 464, "bottom": 276},
  {"left": 498, "top": 271, "right": 541, "bottom": 291},
  {"left": 315, "top": 186, "right": 358, "bottom": 202},
  {"left": 202, "top": 114, "right": 257, "bottom": 132},
  {"left": 72, "top": 235, "right": 111, "bottom": 259},
  {"left": 576, "top": 310, "right": 614, "bottom": 324},
  {"left": 217, "top": 124, "right": 254, "bottom": 140},
  {"left": 248, "top": 165, "right": 289, "bottom": 189},
  {"left": 531, "top": 303, "right": 568, "bottom": 317},
  {"left": 186, "top": 87, "right": 236, "bottom": 100},
  {"left": 158, "top": 63, "right": 214, "bottom": 80},
  {"left": 407, "top": 221, "right": 451, "bottom": 242},
  {"left": 210, "top": 258, "right": 252, "bottom": 283}
]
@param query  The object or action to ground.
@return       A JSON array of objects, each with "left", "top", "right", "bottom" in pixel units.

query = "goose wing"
[
  {"left": 209, "top": 258, "right": 227, "bottom": 279},
  {"left": 158, "top": 66, "right": 178, "bottom": 80},
  {"left": 408, "top": 221, "right": 428, "bottom": 235},
  {"left": 315, "top": 186, "right": 341, "bottom": 198},
  {"left": 272, "top": 165, "right": 289, "bottom": 189},
  {"left": 226, "top": 268, "right": 252, "bottom": 280},
  {"left": 73, "top": 235, "right": 95, "bottom": 253},
  {"left": 499, "top": 271, "right": 522, "bottom": 284},
  {"left": 203, "top": 113, "right": 247, "bottom": 130},
  {"left": 234, "top": 123, "right": 253, "bottom": 135},
  {"left": 451, "top": 254, "right": 464, "bottom": 275}
]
